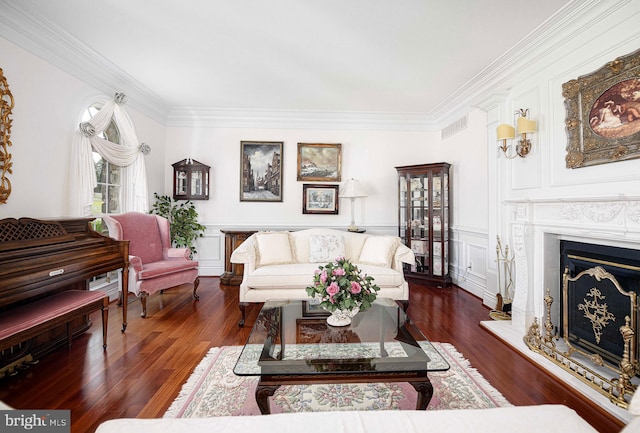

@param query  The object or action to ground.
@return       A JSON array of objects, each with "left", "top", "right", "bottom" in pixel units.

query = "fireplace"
[
  {"left": 480, "top": 197, "right": 640, "bottom": 420},
  {"left": 560, "top": 240, "right": 640, "bottom": 368}
]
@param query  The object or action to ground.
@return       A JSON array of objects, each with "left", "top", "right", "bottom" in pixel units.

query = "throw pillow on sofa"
[
  {"left": 255, "top": 231, "right": 295, "bottom": 267},
  {"left": 358, "top": 236, "right": 400, "bottom": 268},
  {"left": 308, "top": 234, "right": 345, "bottom": 263}
]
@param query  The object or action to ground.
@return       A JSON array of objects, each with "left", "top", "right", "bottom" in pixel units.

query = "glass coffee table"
[{"left": 233, "top": 298, "right": 449, "bottom": 414}]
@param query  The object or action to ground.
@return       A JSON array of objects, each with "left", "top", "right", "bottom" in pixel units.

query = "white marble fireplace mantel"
[{"left": 483, "top": 195, "right": 640, "bottom": 423}]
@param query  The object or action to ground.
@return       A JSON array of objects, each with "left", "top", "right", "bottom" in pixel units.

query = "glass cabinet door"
[
  {"left": 409, "top": 174, "right": 428, "bottom": 273},
  {"left": 396, "top": 163, "right": 451, "bottom": 287},
  {"left": 399, "top": 175, "right": 407, "bottom": 244}
]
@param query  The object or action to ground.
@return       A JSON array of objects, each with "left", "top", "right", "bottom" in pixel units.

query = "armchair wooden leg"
[
  {"left": 193, "top": 277, "right": 201, "bottom": 300},
  {"left": 239, "top": 302, "right": 248, "bottom": 327},
  {"left": 140, "top": 293, "right": 148, "bottom": 318}
]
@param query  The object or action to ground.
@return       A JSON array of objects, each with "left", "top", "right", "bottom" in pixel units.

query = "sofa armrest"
[
  {"left": 393, "top": 243, "right": 415, "bottom": 270},
  {"left": 230, "top": 236, "right": 256, "bottom": 267}
]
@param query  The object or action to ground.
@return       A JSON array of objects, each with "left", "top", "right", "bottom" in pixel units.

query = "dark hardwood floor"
[{"left": 0, "top": 278, "right": 624, "bottom": 433}]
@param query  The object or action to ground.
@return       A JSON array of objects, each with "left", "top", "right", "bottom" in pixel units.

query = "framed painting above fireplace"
[{"left": 563, "top": 48, "right": 640, "bottom": 168}]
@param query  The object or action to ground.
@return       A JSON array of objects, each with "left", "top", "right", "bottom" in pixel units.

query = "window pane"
[
  {"left": 108, "top": 185, "right": 120, "bottom": 213},
  {"left": 94, "top": 154, "right": 107, "bottom": 183},
  {"left": 109, "top": 164, "right": 121, "bottom": 185},
  {"left": 93, "top": 185, "right": 106, "bottom": 214}
]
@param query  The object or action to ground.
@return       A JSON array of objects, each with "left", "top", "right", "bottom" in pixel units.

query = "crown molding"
[
  {"left": 0, "top": 1, "right": 171, "bottom": 124},
  {"left": 0, "top": 0, "right": 626, "bottom": 130},
  {"left": 166, "top": 107, "right": 438, "bottom": 131},
  {"left": 431, "top": 0, "right": 618, "bottom": 125}
]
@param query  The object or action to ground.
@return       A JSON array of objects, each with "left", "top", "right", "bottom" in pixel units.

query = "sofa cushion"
[
  {"left": 247, "top": 263, "right": 320, "bottom": 289},
  {"left": 358, "top": 235, "right": 399, "bottom": 268},
  {"left": 255, "top": 231, "right": 295, "bottom": 267},
  {"left": 137, "top": 259, "right": 199, "bottom": 280},
  {"left": 355, "top": 264, "right": 406, "bottom": 287},
  {"left": 308, "top": 234, "right": 345, "bottom": 263},
  {"left": 245, "top": 263, "right": 404, "bottom": 289}
]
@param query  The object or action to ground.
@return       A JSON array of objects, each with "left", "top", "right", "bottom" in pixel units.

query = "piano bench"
[{"left": 0, "top": 290, "right": 109, "bottom": 354}]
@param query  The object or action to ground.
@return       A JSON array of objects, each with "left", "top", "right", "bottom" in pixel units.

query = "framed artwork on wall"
[
  {"left": 240, "top": 141, "right": 283, "bottom": 202},
  {"left": 297, "top": 142, "right": 342, "bottom": 182},
  {"left": 563, "top": 47, "right": 640, "bottom": 168},
  {"left": 302, "top": 184, "right": 339, "bottom": 214}
]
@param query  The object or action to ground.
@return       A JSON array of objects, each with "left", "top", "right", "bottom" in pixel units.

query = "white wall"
[
  {"left": 0, "top": 37, "right": 166, "bottom": 219},
  {"left": 163, "top": 127, "right": 442, "bottom": 229},
  {"left": 164, "top": 126, "right": 458, "bottom": 276},
  {"left": 484, "top": 0, "right": 640, "bottom": 310}
]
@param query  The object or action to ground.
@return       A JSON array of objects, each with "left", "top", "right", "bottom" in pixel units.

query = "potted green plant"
[{"left": 149, "top": 193, "right": 206, "bottom": 257}]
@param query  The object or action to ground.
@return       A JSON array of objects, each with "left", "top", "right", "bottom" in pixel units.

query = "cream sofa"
[
  {"left": 230, "top": 228, "right": 414, "bottom": 326},
  {"left": 95, "top": 406, "right": 608, "bottom": 433}
]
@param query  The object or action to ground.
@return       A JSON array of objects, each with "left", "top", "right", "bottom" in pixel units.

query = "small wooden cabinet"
[
  {"left": 396, "top": 163, "right": 451, "bottom": 287},
  {"left": 172, "top": 159, "right": 210, "bottom": 200}
]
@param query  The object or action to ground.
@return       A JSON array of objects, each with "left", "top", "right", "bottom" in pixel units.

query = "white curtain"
[{"left": 69, "top": 94, "right": 149, "bottom": 216}]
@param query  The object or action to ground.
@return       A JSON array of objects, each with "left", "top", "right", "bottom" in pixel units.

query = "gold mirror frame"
[
  {"left": 563, "top": 48, "right": 640, "bottom": 168},
  {"left": 0, "top": 68, "right": 14, "bottom": 204}
]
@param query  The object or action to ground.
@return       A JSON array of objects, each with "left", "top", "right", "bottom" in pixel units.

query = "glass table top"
[{"left": 234, "top": 298, "right": 449, "bottom": 376}]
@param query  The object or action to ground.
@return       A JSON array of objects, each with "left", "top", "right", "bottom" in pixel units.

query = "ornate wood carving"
[{"left": 0, "top": 68, "right": 14, "bottom": 204}]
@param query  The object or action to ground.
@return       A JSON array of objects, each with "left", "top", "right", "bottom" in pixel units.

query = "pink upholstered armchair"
[{"left": 103, "top": 212, "right": 200, "bottom": 318}]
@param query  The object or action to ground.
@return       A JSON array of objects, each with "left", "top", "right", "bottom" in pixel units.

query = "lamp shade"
[
  {"left": 496, "top": 124, "right": 515, "bottom": 140},
  {"left": 340, "top": 178, "right": 367, "bottom": 198},
  {"left": 517, "top": 116, "right": 537, "bottom": 134}
]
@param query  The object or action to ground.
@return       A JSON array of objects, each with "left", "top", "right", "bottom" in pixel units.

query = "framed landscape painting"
[
  {"left": 240, "top": 141, "right": 283, "bottom": 202},
  {"left": 302, "top": 184, "right": 339, "bottom": 214},
  {"left": 297, "top": 143, "right": 342, "bottom": 182}
]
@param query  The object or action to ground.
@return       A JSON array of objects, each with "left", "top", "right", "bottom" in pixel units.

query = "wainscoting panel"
[
  {"left": 195, "top": 227, "right": 224, "bottom": 277},
  {"left": 451, "top": 226, "right": 488, "bottom": 300}
]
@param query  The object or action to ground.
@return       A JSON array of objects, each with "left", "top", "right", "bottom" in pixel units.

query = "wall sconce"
[
  {"left": 496, "top": 108, "right": 537, "bottom": 159},
  {"left": 340, "top": 178, "right": 367, "bottom": 232}
]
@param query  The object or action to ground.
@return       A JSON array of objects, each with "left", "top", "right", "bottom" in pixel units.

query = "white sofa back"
[{"left": 292, "top": 228, "right": 369, "bottom": 264}]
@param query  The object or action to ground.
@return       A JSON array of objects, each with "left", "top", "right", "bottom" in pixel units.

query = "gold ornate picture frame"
[
  {"left": 297, "top": 143, "right": 342, "bottom": 182},
  {"left": 0, "top": 68, "right": 14, "bottom": 204},
  {"left": 563, "top": 48, "right": 640, "bottom": 168}
]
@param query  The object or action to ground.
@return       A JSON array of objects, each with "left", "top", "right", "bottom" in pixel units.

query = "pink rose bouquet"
[{"left": 306, "top": 257, "right": 379, "bottom": 313}]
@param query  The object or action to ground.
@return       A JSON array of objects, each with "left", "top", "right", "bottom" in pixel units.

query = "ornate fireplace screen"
[
  {"left": 524, "top": 266, "right": 639, "bottom": 408},
  {"left": 0, "top": 68, "right": 13, "bottom": 204}
]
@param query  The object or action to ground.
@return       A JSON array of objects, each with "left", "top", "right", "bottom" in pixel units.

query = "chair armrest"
[
  {"left": 166, "top": 247, "right": 191, "bottom": 259},
  {"left": 129, "top": 255, "right": 144, "bottom": 273}
]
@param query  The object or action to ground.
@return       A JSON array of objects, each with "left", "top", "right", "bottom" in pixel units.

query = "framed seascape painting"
[
  {"left": 240, "top": 141, "right": 283, "bottom": 202},
  {"left": 563, "top": 48, "right": 640, "bottom": 168},
  {"left": 302, "top": 184, "right": 339, "bottom": 214},
  {"left": 297, "top": 143, "right": 342, "bottom": 182}
]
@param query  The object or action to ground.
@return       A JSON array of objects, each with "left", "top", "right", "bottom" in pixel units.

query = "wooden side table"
[{"left": 220, "top": 229, "right": 257, "bottom": 285}]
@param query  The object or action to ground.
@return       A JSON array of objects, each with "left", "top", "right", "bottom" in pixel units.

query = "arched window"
[
  {"left": 82, "top": 104, "right": 122, "bottom": 215},
  {"left": 70, "top": 92, "right": 149, "bottom": 217}
]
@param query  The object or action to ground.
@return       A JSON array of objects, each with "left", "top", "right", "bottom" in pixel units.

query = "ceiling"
[{"left": 6, "top": 0, "right": 574, "bottom": 117}]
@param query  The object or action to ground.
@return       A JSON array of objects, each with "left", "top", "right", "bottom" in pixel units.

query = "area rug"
[{"left": 164, "top": 342, "right": 511, "bottom": 418}]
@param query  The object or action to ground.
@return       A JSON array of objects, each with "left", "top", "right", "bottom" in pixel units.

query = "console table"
[{"left": 220, "top": 229, "right": 257, "bottom": 285}]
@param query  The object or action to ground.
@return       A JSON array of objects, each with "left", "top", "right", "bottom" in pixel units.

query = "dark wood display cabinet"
[{"left": 396, "top": 163, "right": 451, "bottom": 287}]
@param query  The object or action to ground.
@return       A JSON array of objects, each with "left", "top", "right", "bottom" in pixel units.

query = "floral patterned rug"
[{"left": 164, "top": 343, "right": 511, "bottom": 418}]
